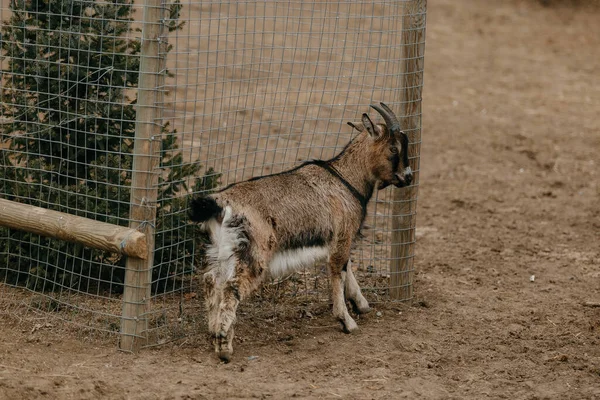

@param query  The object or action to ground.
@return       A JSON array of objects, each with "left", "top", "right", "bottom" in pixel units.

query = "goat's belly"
[{"left": 268, "top": 246, "right": 329, "bottom": 279}]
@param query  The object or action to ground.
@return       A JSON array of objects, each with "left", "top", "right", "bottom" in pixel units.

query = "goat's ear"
[
  {"left": 361, "top": 113, "right": 381, "bottom": 139},
  {"left": 347, "top": 121, "right": 364, "bottom": 132}
]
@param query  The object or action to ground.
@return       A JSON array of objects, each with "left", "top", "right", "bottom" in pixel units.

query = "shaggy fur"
[{"left": 190, "top": 103, "right": 413, "bottom": 362}]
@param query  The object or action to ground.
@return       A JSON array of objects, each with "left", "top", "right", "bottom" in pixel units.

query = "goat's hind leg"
[
  {"left": 215, "top": 281, "right": 240, "bottom": 362},
  {"left": 343, "top": 259, "right": 371, "bottom": 314},
  {"left": 206, "top": 255, "right": 268, "bottom": 362},
  {"left": 203, "top": 271, "right": 236, "bottom": 362},
  {"left": 203, "top": 259, "right": 243, "bottom": 363}
]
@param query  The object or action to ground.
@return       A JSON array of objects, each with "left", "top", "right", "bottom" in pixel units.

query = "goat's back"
[{"left": 211, "top": 163, "right": 364, "bottom": 251}]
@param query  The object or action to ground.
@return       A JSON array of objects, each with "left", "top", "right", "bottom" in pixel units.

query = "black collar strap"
[{"left": 311, "top": 160, "right": 368, "bottom": 208}]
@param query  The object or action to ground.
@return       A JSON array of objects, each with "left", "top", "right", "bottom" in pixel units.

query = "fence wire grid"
[{"left": 0, "top": 0, "right": 425, "bottom": 348}]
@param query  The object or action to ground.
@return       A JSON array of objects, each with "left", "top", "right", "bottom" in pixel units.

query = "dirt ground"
[{"left": 1, "top": 0, "right": 600, "bottom": 398}]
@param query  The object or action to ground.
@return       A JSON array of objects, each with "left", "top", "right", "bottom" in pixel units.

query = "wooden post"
[
  {"left": 0, "top": 198, "right": 147, "bottom": 259},
  {"left": 120, "top": 0, "right": 168, "bottom": 352},
  {"left": 390, "top": 0, "right": 427, "bottom": 300}
]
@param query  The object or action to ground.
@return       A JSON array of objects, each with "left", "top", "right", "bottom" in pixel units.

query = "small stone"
[{"left": 376, "top": 311, "right": 382, "bottom": 317}]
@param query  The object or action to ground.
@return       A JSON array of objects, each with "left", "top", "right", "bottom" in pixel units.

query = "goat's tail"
[{"left": 189, "top": 196, "right": 223, "bottom": 223}]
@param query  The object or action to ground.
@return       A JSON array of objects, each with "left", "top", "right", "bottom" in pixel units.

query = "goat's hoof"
[
  {"left": 217, "top": 350, "right": 232, "bottom": 363},
  {"left": 354, "top": 304, "right": 372, "bottom": 315},
  {"left": 358, "top": 306, "right": 372, "bottom": 314},
  {"left": 341, "top": 318, "right": 359, "bottom": 334},
  {"left": 349, "top": 299, "right": 372, "bottom": 315}
]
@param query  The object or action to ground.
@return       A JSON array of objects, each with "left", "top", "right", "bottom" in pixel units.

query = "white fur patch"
[
  {"left": 205, "top": 206, "right": 247, "bottom": 284},
  {"left": 268, "top": 246, "right": 330, "bottom": 279}
]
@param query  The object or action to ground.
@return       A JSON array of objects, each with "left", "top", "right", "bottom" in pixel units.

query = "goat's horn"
[{"left": 370, "top": 103, "right": 401, "bottom": 134}]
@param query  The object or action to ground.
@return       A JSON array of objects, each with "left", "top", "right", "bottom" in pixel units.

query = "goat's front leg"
[
  {"left": 343, "top": 259, "right": 371, "bottom": 315},
  {"left": 329, "top": 253, "right": 358, "bottom": 333}
]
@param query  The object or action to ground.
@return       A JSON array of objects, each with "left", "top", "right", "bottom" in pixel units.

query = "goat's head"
[{"left": 348, "top": 103, "right": 413, "bottom": 190}]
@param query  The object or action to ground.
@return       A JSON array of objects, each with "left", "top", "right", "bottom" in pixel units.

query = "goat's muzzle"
[
  {"left": 392, "top": 167, "right": 413, "bottom": 188},
  {"left": 377, "top": 168, "right": 413, "bottom": 190}
]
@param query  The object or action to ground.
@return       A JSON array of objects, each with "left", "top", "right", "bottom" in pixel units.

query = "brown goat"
[{"left": 190, "top": 103, "right": 413, "bottom": 362}]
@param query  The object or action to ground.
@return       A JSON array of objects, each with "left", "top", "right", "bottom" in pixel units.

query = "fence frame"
[{"left": 0, "top": 0, "right": 427, "bottom": 352}]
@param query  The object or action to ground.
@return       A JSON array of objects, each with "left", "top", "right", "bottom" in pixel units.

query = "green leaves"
[{"left": 0, "top": 0, "right": 218, "bottom": 293}]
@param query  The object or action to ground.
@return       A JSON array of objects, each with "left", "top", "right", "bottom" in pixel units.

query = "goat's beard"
[
  {"left": 378, "top": 181, "right": 391, "bottom": 190},
  {"left": 379, "top": 173, "right": 408, "bottom": 190}
]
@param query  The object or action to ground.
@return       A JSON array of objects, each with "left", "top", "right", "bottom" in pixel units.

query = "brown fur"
[{"left": 191, "top": 104, "right": 412, "bottom": 362}]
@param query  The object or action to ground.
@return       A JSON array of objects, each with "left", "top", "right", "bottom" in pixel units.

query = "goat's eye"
[{"left": 390, "top": 147, "right": 398, "bottom": 154}]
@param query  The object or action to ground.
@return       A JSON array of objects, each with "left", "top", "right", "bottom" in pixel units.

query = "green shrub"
[{"left": 0, "top": 0, "right": 217, "bottom": 293}]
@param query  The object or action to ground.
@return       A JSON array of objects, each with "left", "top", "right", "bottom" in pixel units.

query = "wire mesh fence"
[{"left": 0, "top": 0, "right": 425, "bottom": 348}]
